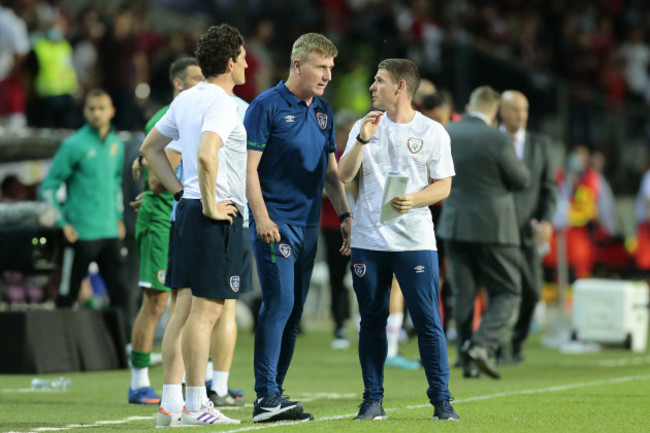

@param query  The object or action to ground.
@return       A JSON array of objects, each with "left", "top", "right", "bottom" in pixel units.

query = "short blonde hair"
[
  {"left": 290, "top": 33, "right": 338, "bottom": 65},
  {"left": 468, "top": 86, "right": 500, "bottom": 112}
]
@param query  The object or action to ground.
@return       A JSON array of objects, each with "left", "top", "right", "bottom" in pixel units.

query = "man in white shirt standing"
[
  {"left": 140, "top": 24, "right": 247, "bottom": 427},
  {"left": 339, "top": 58, "right": 458, "bottom": 422}
]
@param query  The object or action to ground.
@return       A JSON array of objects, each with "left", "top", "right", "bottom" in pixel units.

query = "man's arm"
[
  {"left": 324, "top": 153, "right": 352, "bottom": 255},
  {"left": 391, "top": 177, "right": 452, "bottom": 213},
  {"left": 339, "top": 111, "right": 383, "bottom": 183},
  {"left": 40, "top": 141, "right": 78, "bottom": 242},
  {"left": 148, "top": 147, "right": 182, "bottom": 193},
  {"left": 197, "top": 131, "right": 237, "bottom": 222},
  {"left": 140, "top": 127, "right": 183, "bottom": 195},
  {"left": 246, "top": 149, "right": 280, "bottom": 243}
]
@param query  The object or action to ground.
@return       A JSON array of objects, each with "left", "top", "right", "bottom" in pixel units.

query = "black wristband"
[
  {"left": 173, "top": 189, "right": 184, "bottom": 201},
  {"left": 356, "top": 133, "right": 370, "bottom": 145},
  {"left": 137, "top": 154, "right": 144, "bottom": 167},
  {"left": 338, "top": 212, "right": 352, "bottom": 223}
]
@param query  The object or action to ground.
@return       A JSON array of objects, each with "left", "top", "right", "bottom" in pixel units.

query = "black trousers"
[
  {"left": 445, "top": 240, "right": 522, "bottom": 369},
  {"left": 57, "top": 237, "right": 132, "bottom": 338},
  {"left": 322, "top": 228, "right": 351, "bottom": 331}
]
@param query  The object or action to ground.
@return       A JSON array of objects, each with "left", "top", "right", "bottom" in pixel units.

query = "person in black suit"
[
  {"left": 498, "top": 90, "right": 556, "bottom": 364},
  {"left": 437, "top": 86, "right": 530, "bottom": 379}
]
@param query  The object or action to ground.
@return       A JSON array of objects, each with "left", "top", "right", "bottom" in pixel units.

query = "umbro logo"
[
  {"left": 414, "top": 265, "right": 425, "bottom": 273},
  {"left": 284, "top": 115, "right": 295, "bottom": 123}
]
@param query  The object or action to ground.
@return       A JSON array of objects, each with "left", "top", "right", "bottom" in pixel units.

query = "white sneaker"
[
  {"left": 155, "top": 407, "right": 181, "bottom": 428},
  {"left": 180, "top": 401, "right": 241, "bottom": 426}
]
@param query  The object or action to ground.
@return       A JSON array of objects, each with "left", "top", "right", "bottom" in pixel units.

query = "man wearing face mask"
[{"left": 28, "top": 17, "right": 79, "bottom": 128}]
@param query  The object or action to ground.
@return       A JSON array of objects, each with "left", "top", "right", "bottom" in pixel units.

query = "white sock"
[
  {"left": 205, "top": 361, "right": 213, "bottom": 381},
  {"left": 211, "top": 371, "right": 229, "bottom": 396},
  {"left": 186, "top": 386, "right": 208, "bottom": 412},
  {"left": 130, "top": 367, "right": 150, "bottom": 389},
  {"left": 161, "top": 384, "right": 184, "bottom": 413},
  {"left": 386, "top": 312, "right": 404, "bottom": 359}
]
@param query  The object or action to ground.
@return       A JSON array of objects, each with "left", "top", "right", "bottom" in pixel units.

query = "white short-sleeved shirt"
[
  {"left": 343, "top": 111, "right": 454, "bottom": 251},
  {"left": 155, "top": 81, "right": 247, "bottom": 213}
]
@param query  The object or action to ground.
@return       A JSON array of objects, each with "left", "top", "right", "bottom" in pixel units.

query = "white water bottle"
[{"left": 30, "top": 377, "right": 72, "bottom": 390}]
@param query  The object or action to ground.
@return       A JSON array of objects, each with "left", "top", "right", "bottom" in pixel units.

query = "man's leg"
[
  {"left": 207, "top": 299, "right": 243, "bottom": 406},
  {"left": 97, "top": 238, "right": 132, "bottom": 339},
  {"left": 445, "top": 241, "right": 480, "bottom": 377},
  {"left": 156, "top": 288, "right": 190, "bottom": 427},
  {"left": 511, "top": 244, "right": 542, "bottom": 362},
  {"left": 57, "top": 240, "right": 97, "bottom": 308},
  {"left": 351, "top": 248, "right": 393, "bottom": 403},
  {"left": 394, "top": 251, "right": 451, "bottom": 404}
]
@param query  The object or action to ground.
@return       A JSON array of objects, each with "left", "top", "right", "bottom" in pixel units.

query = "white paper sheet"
[{"left": 379, "top": 173, "right": 409, "bottom": 224}]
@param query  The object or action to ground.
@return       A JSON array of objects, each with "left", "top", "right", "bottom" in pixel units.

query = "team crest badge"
[
  {"left": 279, "top": 243, "right": 292, "bottom": 258},
  {"left": 111, "top": 142, "right": 119, "bottom": 156},
  {"left": 316, "top": 112, "right": 328, "bottom": 129},
  {"left": 230, "top": 275, "right": 240, "bottom": 292},
  {"left": 353, "top": 263, "right": 367, "bottom": 278},
  {"left": 157, "top": 270, "right": 166, "bottom": 284},
  {"left": 407, "top": 137, "right": 424, "bottom": 154}
]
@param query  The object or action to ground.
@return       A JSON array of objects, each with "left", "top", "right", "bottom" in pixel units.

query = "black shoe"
[
  {"left": 353, "top": 399, "right": 388, "bottom": 421},
  {"left": 433, "top": 399, "right": 459, "bottom": 421},
  {"left": 208, "top": 389, "right": 244, "bottom": 407},
  {"left": 463, "top": 341, "right": 500, "bottom": 379},
  {"left": 463, "top": 366, "right": 480, "bottom": 378},
  {"left": 512, "top": 350, "right": 525, "bottom": 365},
  {"left": 293, "top": 412, "right": 314, "bottom": 422},
  {"left": 495, "top": 345, "right": 507, "bottom": 366},
  {"left": 252, "top": 395, "right": 303, "bottom": 423}
]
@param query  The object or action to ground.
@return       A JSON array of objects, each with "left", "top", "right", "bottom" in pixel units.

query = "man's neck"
[
  {"left": 207, "top": 75, "right": 234, "bottom": 94},
  {"left": 285, "top": 74, "right": 314, "bottom": 106},
  {"left": 385, "top": 100, "right": 415, "bottom": 124}
]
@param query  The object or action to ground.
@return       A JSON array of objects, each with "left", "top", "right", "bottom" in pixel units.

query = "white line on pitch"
[{"left": 7, "top": 374, "right": 650, "bottom": 433}]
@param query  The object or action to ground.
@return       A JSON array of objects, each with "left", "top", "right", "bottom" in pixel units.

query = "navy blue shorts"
[{"left": 169, "top": 199, "right": 244, "bottom": 299}]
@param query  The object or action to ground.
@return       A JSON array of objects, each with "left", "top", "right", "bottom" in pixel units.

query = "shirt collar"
[
  {"left": 468, "top": 111, "right": 490, "bottom": 125},
  {"left": 276, "top": 80, "right": 319, "bottom": 109}
]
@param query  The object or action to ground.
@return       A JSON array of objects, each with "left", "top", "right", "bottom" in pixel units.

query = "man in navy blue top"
[{"left": 245, "top": 33, "right": 352, "bottom": 423}]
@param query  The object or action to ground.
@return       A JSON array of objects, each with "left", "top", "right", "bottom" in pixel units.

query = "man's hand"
[
  {"left": 391, "top": 194, "right": 414, "bottom": 213},
  {"left": 359, "top": 110, "right": 383, "bottom": 142},
  {"left": 537, "top": 220, "right": 553, "bottom": 244},
  {"left": 339, "top": 216, "right": 352, "bottom": 256},
  {"left": 130, "top": 192, "right": 145, "bottom": 212},
  {"left": 63, "top": 224, "right": 79, "bottom": 243},
  {"left": 131, "top": 156, "right": 144, "bottom": 181},
  {"left": 256, "top": 217, "right": 281, "bottom": 244},
  {"left": 202, "top": 200, "right": 238, "bottom": 224},
  {"left": 118, "top": 220, "right": 126, "bottom": 240}
]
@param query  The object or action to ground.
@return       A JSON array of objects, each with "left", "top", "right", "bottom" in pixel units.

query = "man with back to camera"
[
  {"left": 245, "top": 32, "right": 352, "bottom": 423},
  {"left": 338, "top": 58, "right": 458, "bottom": 422},
  {"left": 140, "top": 24, "right": 246, "bottom": 427},
  {"left": 437, "top": 86, "right": 530, "bottom": 380}
]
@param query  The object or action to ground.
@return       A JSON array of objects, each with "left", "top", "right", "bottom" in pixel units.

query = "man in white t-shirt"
[
  {"left": 339, "top": 58, "right": 458, "bottom": 422},
  {"left": 140, "top": 24, "right": 247, "bottom": 427}
]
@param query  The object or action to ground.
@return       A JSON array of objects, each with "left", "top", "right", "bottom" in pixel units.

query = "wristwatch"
[{"left": 174, "top": 189, "right": 184, "bottom": 201}]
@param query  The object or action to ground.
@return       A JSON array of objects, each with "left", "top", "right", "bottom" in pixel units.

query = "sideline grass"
[{"left": 1, "top": 327, "right": 649, "bottom": 432}]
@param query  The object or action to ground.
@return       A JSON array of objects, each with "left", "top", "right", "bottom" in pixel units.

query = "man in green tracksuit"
[
  {"left": 41, "top": 88, "right": 130, "bottom": 336},
  {"left": 127, "top": 57, "right": 201, "bottom": 405}
]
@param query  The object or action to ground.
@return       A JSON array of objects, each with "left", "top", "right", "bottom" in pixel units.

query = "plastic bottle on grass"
[{"left": 30, "top": 377, "right": 72, "bottom": 390}]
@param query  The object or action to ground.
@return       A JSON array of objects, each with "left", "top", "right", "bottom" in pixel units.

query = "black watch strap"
[{"left": 174, "top": 189, "right": 184, "bottom": 201}]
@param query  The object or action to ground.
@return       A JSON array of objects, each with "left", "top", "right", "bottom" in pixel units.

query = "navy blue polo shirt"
[{"left": 244, "top": 81, "right": 336, "bottom": 227}]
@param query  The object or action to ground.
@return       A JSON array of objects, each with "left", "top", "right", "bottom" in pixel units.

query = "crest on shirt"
[
  {"left": 157, "top": 270, "right": 166, "bottom": 284},
  {"left": 111, "top": 142, "right": 119, "bottom": 156},
  {"left": 316, "top": 112, "right": 328, "bottom": 129},
  {"left": 230, "top": 275, "right": 240, "bottom": 292},
  {"left": 278, "top": 243, "right": 291, "bottom": 258},
  {"left": 353, "top": 263, "right": 367, "bottom": 278},
  {"left": 87, "top": 149, "right": 97, "bottom": 159},
  {"left": 284, "top": 115, "right": 295, "bottom": 123},
  {"left": 407, "top": 137, "right": 424, "bottom": 154}
]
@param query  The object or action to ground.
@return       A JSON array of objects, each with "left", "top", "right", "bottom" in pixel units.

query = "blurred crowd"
[{"left": 2, "top": 0, "right": 650, "bottom": 138}]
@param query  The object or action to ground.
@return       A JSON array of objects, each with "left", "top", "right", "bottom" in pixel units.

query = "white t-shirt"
[
  {"left": 0, "top": 7, "right": 30, "bottom": 80},
  {"left": 155, "top": 81, "right": 247, "bottom": 213},
  {"left": 343, "top": 111, "right": 454, "bottom": 251}
]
